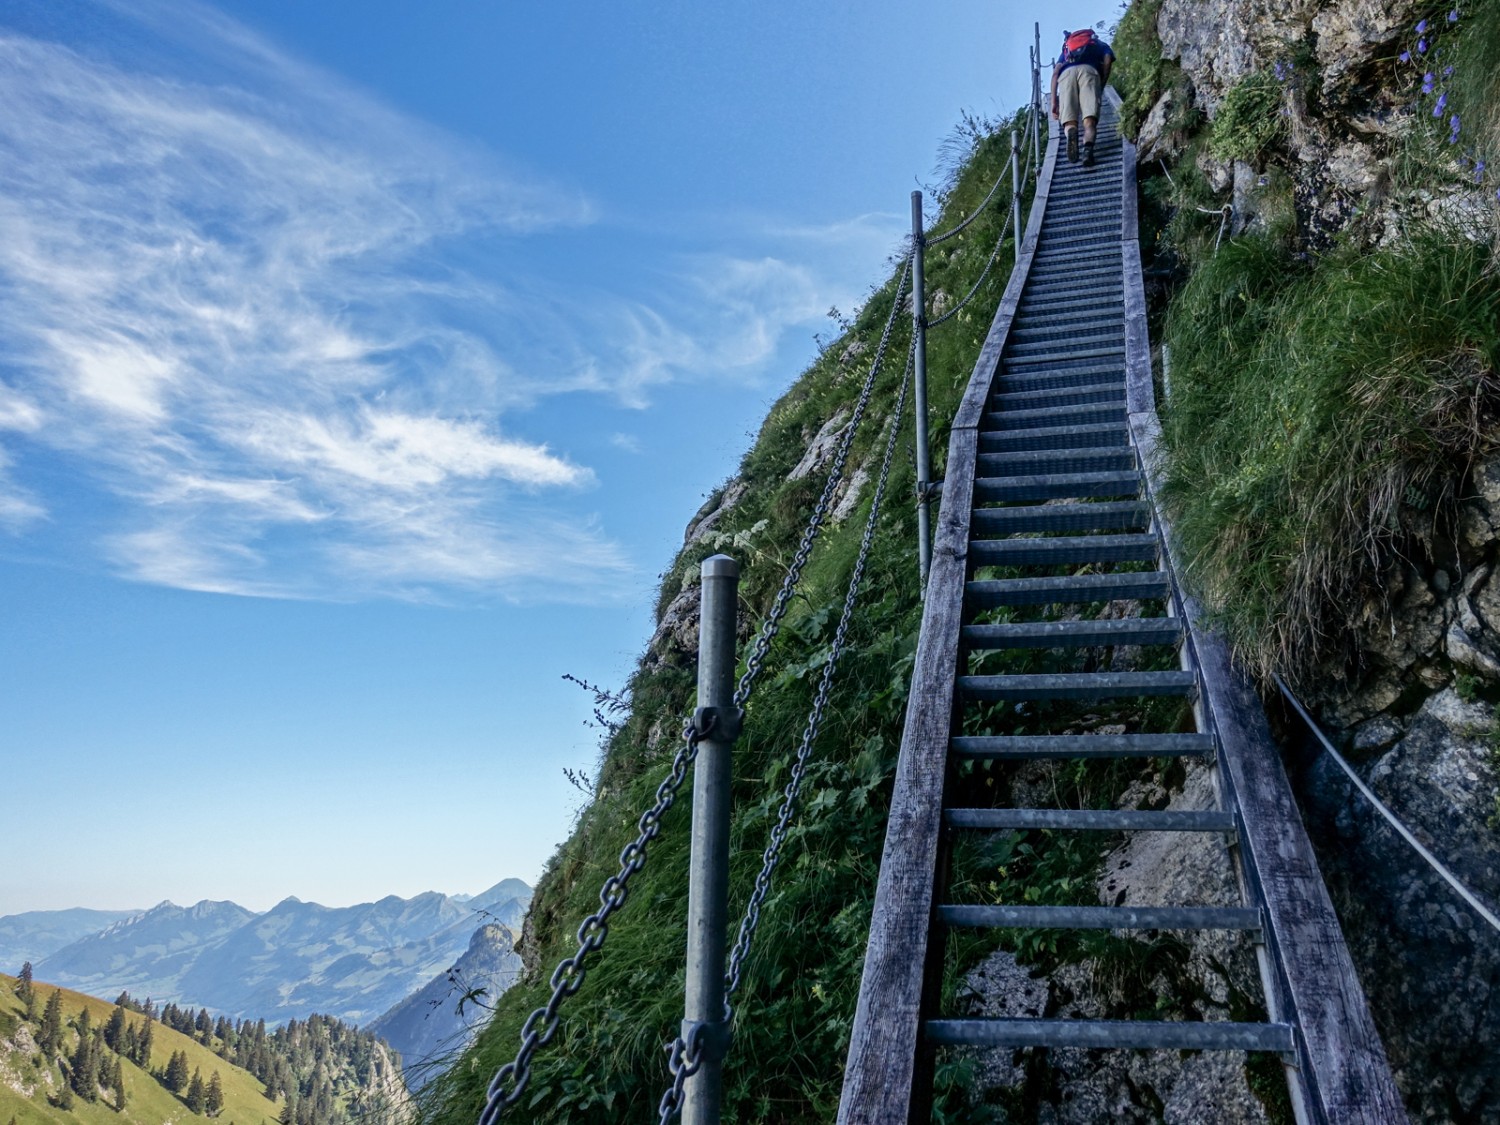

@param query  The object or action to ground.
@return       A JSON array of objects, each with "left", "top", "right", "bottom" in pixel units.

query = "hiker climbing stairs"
[{"left": 837, "top": 95, "right": 1409, "bottom": 1124}]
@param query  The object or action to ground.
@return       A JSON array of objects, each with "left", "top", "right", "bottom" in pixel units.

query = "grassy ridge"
[
  {"left": 419, "top": 110, "right": 1035, "bottom": 1124},
  {"left": 0, "top": 975, "right": 280, "bottom": 1125}
]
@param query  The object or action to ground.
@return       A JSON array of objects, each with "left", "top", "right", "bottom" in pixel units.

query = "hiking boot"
[
  {"left": 1066, "top": 131, "right": 1079, "bottom": 163},
  {"left": 1082, "top": 141, "right": 1095, "bottom": 167}
]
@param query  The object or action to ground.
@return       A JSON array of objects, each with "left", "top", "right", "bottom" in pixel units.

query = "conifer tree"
[
  {"left": 56, "top": 1081, "right": 74, "bottom": 1110},
  {"left": 206, "top": 1070, "right": 225, "bottom": 1117},
  {"left": 187, "top": 1067, "right": 207, "bottom": 1113},
  {"left": 279, "top": 1091, "right": 297, "bottom": 1125},
  {"left": 113, "top": 1058, "right": 128, "bottom": 1113},
  {"left": 165, "top": 1047, "right": 190, "bottom": 1092},
  {"left": 137, "top": 1013, "right": 155, "bottom": 1068},
  {"left": 38, "top": 989, "right": 64, "bottom": 1057},
  {"left": 105, "top": 1002, "right": 128, "bottom": 1051},
  {"left": 70, "top": 1011, "right": 99, "bottom": 1100},
  {"left": 15, "top": 962, "right": 34, "bottom": 1008}
]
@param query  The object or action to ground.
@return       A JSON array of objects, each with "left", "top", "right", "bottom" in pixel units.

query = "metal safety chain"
[
  {"left": 926, "top": 204, "right": 1014, "bottom": 330},
  {"left": 926, "top": 157, "right": 1012, "bottom": 248},
  {"left": 656, "top": 259, "right": 915, "bottom": 1125},
  {"left": 729, "top": 253, "right": 914, "bottom": 717},
  {"left": 483, "top": 254, "right": 914, "bottom": 1125},
  {"left": 478, "top": 716, "right": 711, "bottom": 1123},
  {"left": 721, "top": 334, "right": 916, "bottom": 1012}
]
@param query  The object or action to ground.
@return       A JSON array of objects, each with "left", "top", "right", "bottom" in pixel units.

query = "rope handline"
[
  {"left": 1275, "top": 674, "right": 1500, "bottom": 936},
  {"left": 476, "top": 253, "right": 916, "bottom": 1125}
]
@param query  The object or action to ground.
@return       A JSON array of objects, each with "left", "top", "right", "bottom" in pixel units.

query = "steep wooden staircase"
[{"left": 837, "top": 95, "right": 1408, "bottom": 1124}]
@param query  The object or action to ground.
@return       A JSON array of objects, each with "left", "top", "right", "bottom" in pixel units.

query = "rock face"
[
  {"left": 963, "top": 763, "right": 1279, "bottom": 1121},
  {"left": 1295, "top": 690, "right": 1500, "bottom": 1124}
]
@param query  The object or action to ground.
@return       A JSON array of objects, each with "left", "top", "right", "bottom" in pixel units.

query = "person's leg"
[
  {"left": 1058, "top": 68, "right": 1082, "bottom": 162},
  {"left": 1078, "top": 70, "right": 1102, "bottom": 166}
]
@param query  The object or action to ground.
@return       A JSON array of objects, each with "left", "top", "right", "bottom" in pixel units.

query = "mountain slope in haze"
[
  {"left": 0, "top": 909, "right": 135, "bottom": 973},
  {"left": 367, "top": 924, "right": 522, "bottom": 1087},
  {"left": 33, "top": 882, "right": 530, "bottom": 1026}
]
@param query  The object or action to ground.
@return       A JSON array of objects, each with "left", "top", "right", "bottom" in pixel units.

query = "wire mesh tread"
[
  {"left": 969, "top": 533, "right": 1158, "bottom": 568},
  {"left": 975, "top": 448, "right": 1137, "bottom": 474},
  {"left": 983, "top": 403, "right": 1126, "bottom": 432},
  {"left": 978, "top": 422, "right": 1129, "bottom": 452},
  {"left": 950, "top": 732, "right": 1213, "bottom": 759},
  {"left": 956, "top": 670, "right": 1196, "bottom": 701},
  {"left": 992, "top": 383, "right": 1125, "bottom": 409},
  {"left": 960, "top": 616, "right": 1179, "bottom": 649},
  {"left": 969, "top": 500, "right": 1147, "bottom": 535},
  {"left": 972, "top": 470, "right": 1139, "bottom": 502},
  {"left": 924, "top": 1019, "right": 1294, "bottom": 1052},
  {"left": 938, "top": 904, "right": 1260, "bottom": 930},
  {"left": 944, "top": 807, "right": 1232, "bottom": 831},
  {"left": 997, "top": 364, "right": 1126, "bottom": 391}
]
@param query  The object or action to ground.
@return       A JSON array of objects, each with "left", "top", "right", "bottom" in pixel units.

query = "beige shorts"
[{"left": 1058, "top": 65, "right": 1102, "bottom": 125}]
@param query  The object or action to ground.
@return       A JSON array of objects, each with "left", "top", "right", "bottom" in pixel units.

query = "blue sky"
[{"left": 2, "top": 0, "right": 1114, "bottom": 916}]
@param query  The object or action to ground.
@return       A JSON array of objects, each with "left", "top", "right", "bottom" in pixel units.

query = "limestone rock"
[
  {"left": 684, "top": 479, "right": 747, "bottom": 547},
  {"left": 646, "top": 581, "right": 701, "bottom": 662},
  {"left": 788, "top": 410, "right": 850, "bottom": 481},
  {"left": 831, "top": 465, "right": 870, "bottom": 524},
  {"left": 1136, "top": 88, "right": 1187, "bottom": 164},
  {"left": 1197, "top": 145, "right": 1234, "bottom": 192}
]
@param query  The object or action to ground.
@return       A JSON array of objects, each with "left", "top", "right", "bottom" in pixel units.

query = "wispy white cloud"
[{"left": 0, "top": 0, "right": 877, "bottom": 600}]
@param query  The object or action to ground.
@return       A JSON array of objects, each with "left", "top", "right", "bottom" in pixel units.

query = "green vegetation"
[
  {"left": 0, "top": 975, "right": 403, "bottom": 1125},
  {"left": 1209, "top": 70, "right": 1285, "bottom": 162},
  {"left": 418, "top": 108, "right": 1036, "bottom": 1125},
  {"left": 1159, "top": 231, "right": 1500, "bottom": 679}
]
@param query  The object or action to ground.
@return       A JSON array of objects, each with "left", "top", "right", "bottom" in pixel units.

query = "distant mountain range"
[{"left": 0, "top": 880, "right": 531, "bottom": 1038}]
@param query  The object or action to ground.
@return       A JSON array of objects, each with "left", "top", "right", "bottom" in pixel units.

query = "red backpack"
[{"left": 1062, "top": 29, "right": 1096, "bottom": 63}]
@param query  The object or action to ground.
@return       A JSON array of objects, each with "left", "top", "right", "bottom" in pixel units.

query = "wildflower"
[
  {"left": 1449, "top": 114, "right": 1462, "bottom": 142},
  {"left": 1449, "top": 9, "right": 1460, "bottom": 22},
  {"left": 1419, "top": 37, "right": 1429, "bottom": 53},
  {"left": 1444, "top": 65, "right": 1455, "bottom": 77},
  {"left": 1423, "top": 71, "right": 1436, "bottom": 93},
  {"left": 1476, "top": 161, "right": 1487, "bottom": 183},
  {"left": 1435, "top": 91, "right": 1448, "bottom": 115},
  {"left": 1400, "top": 50, "right": 1412, "bottom": 62},
  {"left": 1417, "top": 18, "right": 1429, "bottom": 32}
]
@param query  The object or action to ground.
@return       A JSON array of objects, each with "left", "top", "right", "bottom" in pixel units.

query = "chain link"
[
  {"left": 926, "top": 202, "right": 1014, "bottom": 330},
  {"left": 653, "top": 257, "right": 916, "bottom": 1123},
  {"left": 655, "top": 1022, "right": 706, "bottom": 1124},
  {"left": 477, "top": 720, "right": 704, "bottom": 1124},
  {"left": 722, "top": 333, "right": 916, "bottom": 1011},
  {"left": 926, "top": 153, "right": 1012, "bottom": 247},
  {"left": 730, "top": 251, "right": 914, "bottom": 714}
]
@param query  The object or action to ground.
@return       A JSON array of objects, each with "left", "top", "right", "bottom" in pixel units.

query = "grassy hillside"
[
  {"left": 418, "top": 108, "right": 1036, "bottom": 1124},
  {"left": 0, "top": 974, "right": 280, "bottom": 1125}
]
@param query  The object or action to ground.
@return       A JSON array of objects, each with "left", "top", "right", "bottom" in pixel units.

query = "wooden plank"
[
  {"left": 835, "top": 423, "right": 976, "bottom": 1125},
  {"left": 1106, "top": 86, "right": 1140, "bottom": 245},
  {"left": 1123, "top": 239, "right": 1153, "bottom": 416},
  {"left": 839, "top": 117, "right": 1063, "bottom": 1125}
]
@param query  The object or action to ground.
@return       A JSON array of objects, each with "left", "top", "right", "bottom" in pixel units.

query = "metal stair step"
[
  {"left": 1011, "top": 314, "right": 1123, "bottom": 337},
  {"left": 969, "top": 532, "right": 1159, "bottom": 568},
  {"left": 974, "top": 447, "right": 1137, "bottom": 474},
  {"left": 944, "top": 807, "right": 1230, "bottom": 831},
  {"left": 957, "top": 670, "right": 1195, "bottom": 702},
  {"left": 966, "top": 571, "right": 1166, "bottom": 605},
  {"left": 991, "top": 383, "right": 1125, "bottom": 411},
  {"left": 983, "top": 403, "right": 1125, "bottom": 431},
  {"left": 1018, "top": 285, "right": 1124, "bottom": 305},
  {"left": 938, "top": 905, "right": 1260, "bottom": 930},
  {"left": 997, "top": 365, "right": 1125, "bottom": 392},
  {"left": 1044, "top": 201, "right": 1121, "bottom": 220},
  {"left": 1008, "top": 324, "right": 1123, "bottom": 348},
  {"left": 960, "top": 616, "right": 1179, "bottom": 649},
  {"left": 1033, "top": 243, "right": 1124, "bottom": 264},
  {"left": 973, "top": 470, "right": 1138, "bottom": 503},
  {"left": 969, "top": 500, "right": 1147, "bottom": 536},
  {"left": 1003, "top": 346, "right": 1127, "bottom": 370},
  {"left": 1027, "top": 261, "right": 1121, "bottom": 281},
  {"left": 925, "top": 1019, "right": 1294, "bottom": 1052},
  {"left": 950, "top": 732, "right": 1214, "bottom": 759},
  {"left": 1004, "top": 337, "right": 1124, "bottom": 364},
  {"left": 977, "top": 422, "right": 1128, "bottom": 452},
  {"left": 1016, "top": 295, "right": 1123, "bottom": 318}
]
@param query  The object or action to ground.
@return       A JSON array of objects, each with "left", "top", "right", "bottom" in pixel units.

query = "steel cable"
[{"left": 926, "top": 203, "right": 1014, "bottom": 329}]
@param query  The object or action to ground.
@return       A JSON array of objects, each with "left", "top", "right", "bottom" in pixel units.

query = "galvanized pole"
[
  {"left": 682, "top": 554, "right": 740, "bottom": 1125},
  {"left": 910, "top": 191, "right": 933, "bottom": 590},
  {"left": 1010, "top": 130, "right": 1023, "bottom": 267},
  {"left": 1033, "top": 22, "right": 1044, "bottom": 171}
]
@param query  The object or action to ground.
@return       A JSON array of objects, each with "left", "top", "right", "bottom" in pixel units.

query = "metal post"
[
  {"left": 910, "top": 192, "right": 933, "bottom": 590},
  {"left": 1034, "top": 22, "right": 1044, "bottom": 170},
  {"left": 1010, "top": 130, "right": 1023, "bottom": 267},
  {"left": 682, "top": 554, "right": 740, "bottom": 1125}
]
